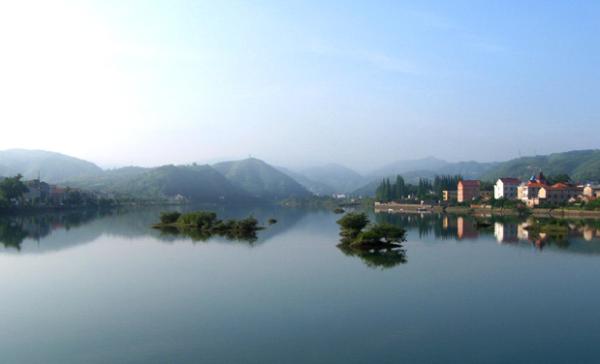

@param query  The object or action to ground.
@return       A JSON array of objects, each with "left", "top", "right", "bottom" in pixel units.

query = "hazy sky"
[{"left": 0, "top": 1, "right": 598, "bottom": 171}]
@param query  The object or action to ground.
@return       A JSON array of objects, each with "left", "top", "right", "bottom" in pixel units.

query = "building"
[
  {"left": 583, "top": 184, "right": 600, "bottom": 200},
  {"left": 442, "top": 190, "right": 457, "bottom": 201},
  {"left": 521, "top": 172, "right": 549, "bottom": 207},
  {"left": 457, "top": 180, "right": 480, "bottom": 203},
  {"left": 49, "top": 186, "right": 67, "bottom": 205},
  {"left": 23, "top": 179, "right": 50, "bottom": 204},
  {"left": 537, "top": 183, "right": 582, "bottom": 205},
  {"left": 494, "top": 178, "right": 521, "bottom": 200}
]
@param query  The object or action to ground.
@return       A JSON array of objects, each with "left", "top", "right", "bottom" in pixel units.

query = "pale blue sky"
[{"left": 0, "top": 0, "right": 598, "bottom": 171}]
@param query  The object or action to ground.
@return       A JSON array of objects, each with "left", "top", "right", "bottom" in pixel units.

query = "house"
[
  {"left": 23, "top": 179, "right": 50, "bottom": 203},
  {"left": 442, "top": 190, "right": 457, "bottom": 201},
  {"left": 49, "top": 186, "right": 67, "bottom": 205},
  {"left": 494, "top": 178, "right": 521, "bottom": 200},
  {"left": 521, "top": 172, "right": 549, "bottom": 206},
  {"left": 537, "top": 183, "right": 582, "bottom": 205},
  {"left": 457, "top": 180, "right": 480, "bottom": 203},
  {"left": 583, "top": 184, "right": 600, "bottom": 200}
]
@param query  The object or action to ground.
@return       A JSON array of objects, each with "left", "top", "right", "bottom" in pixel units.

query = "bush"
[
  {"left": 177, "top": 211, "right": 217, "bottom": 228},
  {"left": 337, "top": 212, "right": 369, "bottom": 241},
  {"left": 353, "top": 223, "right": 406, "bottom": 246},
  {"left": 160, "top": 211, "right": 181, "bottom": 224}
]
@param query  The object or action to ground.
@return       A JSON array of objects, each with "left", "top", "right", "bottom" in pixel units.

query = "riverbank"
[{"left": 374, "top": 202, "right": 600, "bottom": 219}]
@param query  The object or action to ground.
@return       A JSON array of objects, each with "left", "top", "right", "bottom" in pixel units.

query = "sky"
[{"left": 0, "top": 0, "right": 598, "bottom": 172}]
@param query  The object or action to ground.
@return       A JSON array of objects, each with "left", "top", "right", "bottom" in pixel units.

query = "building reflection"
[{"left": 375, "top": 211, "right": 600, "bottom": 254}]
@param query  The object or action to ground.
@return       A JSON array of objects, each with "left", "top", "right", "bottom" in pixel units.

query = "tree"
[
  {"left": 353, "top": 223, "right": 406, "bottom": 246},
  {"left": 0, "top": 175, "right": 28, "bottom": 201},
  {"left": 547, "top": 174, "right": 571, "bottom": 185},
  {"left": 337, "top": 212, "right": 369, "bottom": 242}
]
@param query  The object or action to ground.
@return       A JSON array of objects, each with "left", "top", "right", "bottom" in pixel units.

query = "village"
[
  {"left": 445, "top": 172, "right": 600, "bottom": 207},
  {"left": 0, "top": 175, "right": 116, "bottom": 209},
  {"left": 375, "top": 171, "right": 600, "bottom": 217}
]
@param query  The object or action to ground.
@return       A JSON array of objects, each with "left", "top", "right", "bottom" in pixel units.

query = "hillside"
[
  {"left": 481, "top": 150, "right": 600, "bottom": 182},
  {"left": 213, "top": 158, "right": 312, "bottom": 200},
  {"left": 277, "top": 167, "right": 336, "bottom": 196},
  {"left": 298, "top": 164, "right": 366, "bottom": 194},
  {"left": 0, "top": 149, "right": 102, "bottom": 183},
  {"left": 67, "top": 164, "right": 252, "bottom": 203}
]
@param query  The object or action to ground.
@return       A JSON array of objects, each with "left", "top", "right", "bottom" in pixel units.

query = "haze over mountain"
[
  {"left": 212, "top": 158, "right": 312, "bottom": 200},
  {"left": 3, "top": 148, "right": 600, "bottom": 200},
  {"left": 482, "top": 150, "right": 600, "bottom": 182},
  {"left": 66, "top": 164, "right": 252, "bottom": 203},
  {"left": 298, "top": 164, "right": 367, "bottom": 194},
  {"left": 0, "top": 149, "right": 102, "bottom": 183}
]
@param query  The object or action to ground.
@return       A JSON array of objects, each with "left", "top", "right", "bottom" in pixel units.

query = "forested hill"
[
  {"left": 0, "top": 149, "right": 103, "bottom": 183},
  {"left": 481, "top": 150, "right": 600, "bottom": 182},
  {"left": 66, "top": 164, "right": 255, "bottom": 203},
  {"left": 213, "top": 158, "right": 312, "bottom": 200}
]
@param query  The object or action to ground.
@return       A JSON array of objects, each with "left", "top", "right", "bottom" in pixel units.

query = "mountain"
[
  {"left": 277, "top": 167, "right": 336, "bottom": 196},
  {"left": 481, "top": 150, "right": 600, "bottom": 182},
  {"left": 369, "top": 157, "right": 449, "bottom": 178},
  {"left": 212, "top": 158, "right": 313, "bottom": 200},
  {"left": 67, "top": 164, "right": 252, "bottom": 203},
  {"left": 298, "top": 164, "right": 366, "bottom": 194},
  {"left": 0, "top": 149, "right": 102, "bottom": 183}
]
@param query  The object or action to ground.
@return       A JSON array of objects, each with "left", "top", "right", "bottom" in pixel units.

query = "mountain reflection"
[
  {"left": 375, "top": 212, "right": 600, "bottom": 254},
  {"left": 0, "top": 205, "right": 306, "bottom": 253}
]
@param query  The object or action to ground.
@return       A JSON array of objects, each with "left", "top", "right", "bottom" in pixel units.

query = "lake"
[{"left": 1, "top": 206, "right": 600, "bottom": 364}]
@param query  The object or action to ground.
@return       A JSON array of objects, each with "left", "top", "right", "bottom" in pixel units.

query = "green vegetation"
[
  {"left": 153, "top": 210, "right": 263, "bottom": 241},
  {"left": 213, "top": 158, "right": 312, "bottom": 200},
  {"left": 68, "top": 164, "right": 252, "bottom": 203},
  {"left": 482, "top": 150, "right": 600, "bottom": 182},
  {"left": 0, "top": 174, "right": 28, "bottom": 203},
  {"left": 0, "top": 149, "right": 103, "bottom": 183},
  {"left": 337, "top": 243, "right": 407, "bottom": 269},
  {"left": 337, "top": 212, "right": 406, "bottom": 248},
  {"left": 375, "top": 174, "right": 464, "bottom": 201}
]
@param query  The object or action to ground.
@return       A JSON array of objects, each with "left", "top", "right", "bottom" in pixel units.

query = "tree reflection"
[
  {"left": 0, "top": 210, "right": 111, "bottom": 251},
  {"left": 337, "top": 243, "right": 407, "bottom": 269}
]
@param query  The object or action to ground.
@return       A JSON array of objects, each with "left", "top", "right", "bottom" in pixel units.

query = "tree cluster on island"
[
  {"left": 336, "top": 212, "right": 406, "bottom": 248},
  {"left": 336, "top": 212, "right": 408, "bottom": 268},
  {"left": 153, "top": 211, "right": 263, "bottom": 242}
]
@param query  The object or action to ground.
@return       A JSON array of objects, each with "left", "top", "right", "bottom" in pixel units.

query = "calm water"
[{"left": 1, "top": 207, "right": 600, "bottom": 364}]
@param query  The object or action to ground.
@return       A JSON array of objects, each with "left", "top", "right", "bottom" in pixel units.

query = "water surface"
[{"left": 1, "top": 207, "right": 600, "bottom": 363}]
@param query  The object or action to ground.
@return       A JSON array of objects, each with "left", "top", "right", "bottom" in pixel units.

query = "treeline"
[
  {"left": 375, "top": 175, "right": 462, "bottom": 202},
  {"left": 0, "top": 174, "right": 115, "bottom": 210}
]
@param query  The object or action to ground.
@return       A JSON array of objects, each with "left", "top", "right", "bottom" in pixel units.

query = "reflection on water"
[
  {"left": 376, "top": 212, "right": 600, "bottom": 254},
  {"left": 0, "top": 205, "right": 308, "bottom": 253},
  {"left": 337, "top": 243, "right": 407, "bottom": 269}
]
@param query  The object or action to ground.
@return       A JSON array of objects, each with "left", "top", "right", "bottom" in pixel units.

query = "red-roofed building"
[
  {"left": 538, "top": 183, "right": 582, "bottom": 205},
  {"left": 457, "top": 180, "right": 480, "bottom": 203}
]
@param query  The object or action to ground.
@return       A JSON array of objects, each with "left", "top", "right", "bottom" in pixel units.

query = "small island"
[
  {"left": 336, "top": 212, "right": 407, "bottom": 268},
  {"left": 153, "top": 211, "right": 263, "bottom": 241},
  {"left": 337, "top": 212, "right": 406, "bottom": 248}
]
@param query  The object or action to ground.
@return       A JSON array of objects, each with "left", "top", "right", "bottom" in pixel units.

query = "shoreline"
[{"left": 374, "top": 202, "right": 600, "bottom": 219}]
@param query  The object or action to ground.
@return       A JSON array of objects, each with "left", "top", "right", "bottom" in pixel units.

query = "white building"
[{"left": 494, "top": 178, "right": 521, "bottom": 200}]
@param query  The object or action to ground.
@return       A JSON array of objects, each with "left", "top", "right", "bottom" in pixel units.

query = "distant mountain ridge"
[
  {"left": 66, "top": 164, "right": 253, "bottom": 203},
  {"left": 481, "top": 150, "right": 600, "bottom": 182},
  {"left": 3, "top": 148, "right": 599, "bottom": 201},
  {"left": 0, "top": 149, "right": 102, "bottom": 183},
  {"left": 212, "top": 158, "right": 312, "bottom": 200}
]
